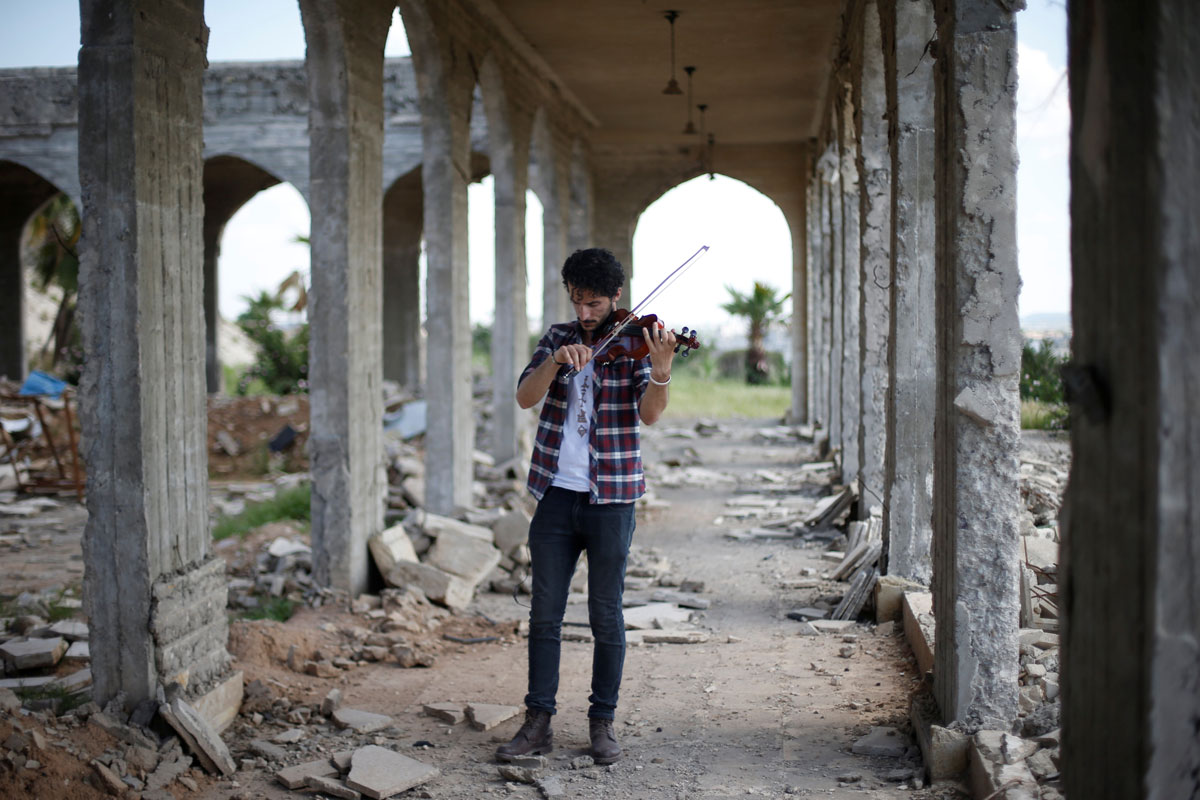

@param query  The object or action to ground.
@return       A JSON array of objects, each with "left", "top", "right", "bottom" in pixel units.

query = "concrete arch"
[
  {"left": 201, "top": 154, "right": 300, "bottom": 393},
  {"left": 0, "top": 160, "right": 75, "bottom": 381}
]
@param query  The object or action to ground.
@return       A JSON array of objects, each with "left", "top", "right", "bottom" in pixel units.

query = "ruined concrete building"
[{"left": 0, "top": 1, "right": 1196, "bottom": 796}]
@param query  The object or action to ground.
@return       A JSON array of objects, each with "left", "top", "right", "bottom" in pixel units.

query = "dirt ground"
[{"left": 0, "top": 416, "right": 984, "bottom": 800}]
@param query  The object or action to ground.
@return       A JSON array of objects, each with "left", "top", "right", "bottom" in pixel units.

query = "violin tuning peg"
[{"left": 682, "top": 349, "right": 690, "bottom": 358}]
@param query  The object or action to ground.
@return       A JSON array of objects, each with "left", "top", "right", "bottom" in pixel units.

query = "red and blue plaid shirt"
[{"left": 521, "top": 321, "right": 651, "bottom": 504}]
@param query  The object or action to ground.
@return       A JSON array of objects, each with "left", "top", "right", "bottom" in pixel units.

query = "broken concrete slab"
[
  {"left": 51, "top": 667, "right": 92, "bottom": 693},
  {"left": 642, "top": 630, "right": 711, "bottom": 644},
  {"left": 787, "top": 607, "right": 828, "bottom": 621},
  {"left": 0, "top": 636, "right": 67, "bottom": 669},
  {"left": 423, "top": 702, "right": 466, "bottom": 724},
  {"left": 386, "top": 561, "right": 474, "bottom": 610},
  {"left": 307, "top": 773, "right": 362, "bottom": 799},
  {"left": 851, "top": 726, "right": 909, "bottom": 757},
  {"left": 368, "top": 524, "right": 419, "bottom": 577},
  {"left": 0, "top": 675, "right": 55, "bottom": 690},
  {"left": 48, "top": 620, "right": 89, "bottom": 641},
  {"left": 491, "top": 509, "right": 531, "bottom": 556},
  {"left": 409, "top": 510, "right": 494, "bottom": 543},
  {"left": 63, "top": 640, "right": 90, "bottom": 662},
  {"left": 274, "top": 728, "right": 305, "bottom": 744},
  {"left": 902, "top": 591, "right": 935, "bottom": 675},
  {"left": 466, "top": 702, "right": 520, "bottom": 731},
  {"left": 425, "top": 527, "right": 502, "bottom": 586},
  {"left": 192, "top": 670, "right": 243, "bottom": 734},
  {"left": 276, "top": 758, "right": 339, "bottom": 790},
  {"left": 875, "top": 575, "right": 926, "bottom": 622},
  {"left": 810, "top": 619, "right": 857, "bottom": 633},
  {"left": 910, "top": 693, "right": 968, "bottom": 780},
  {"left": 332, "top": 707, "right": 393, "bottom": 734},
  {"left": 969, "top": 731, "right": 1039, "bottom": 800},
  {"left": 159, "top": 697, "right": 236, "bottom": 776},
  {"left": 249, "top": 739, "right": 288, "bottom": 761},
  {"left": 537, "top": 775, "right": 566, "bottom": 798},
  {"left": 649, "top": 589, "right": 710, "bottom": 609},
  {"left": 498, "top": 764, "right": 541, "bottom": 783},
  {"left": 321, "top": 687, "right": 343, "bottom": 716},
  {"left": 622, "top": 602, "right": 693, "bottom": 630},
  {"left": 345, "top": 745, "right": 439, "bottom": 799}
]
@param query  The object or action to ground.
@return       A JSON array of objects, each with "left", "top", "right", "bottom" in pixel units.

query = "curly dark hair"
[{"left": 561, "top": 248, "right": 625, "bottom": 298}]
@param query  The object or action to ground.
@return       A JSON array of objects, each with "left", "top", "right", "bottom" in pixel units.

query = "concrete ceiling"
[{"left": 490, "top": 1, "right": 844, "bottom": 147}]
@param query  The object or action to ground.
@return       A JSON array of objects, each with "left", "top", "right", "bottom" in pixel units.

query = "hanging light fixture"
[
  {"left": 707, "top": 133, "right": 716, "bottom": 179},
  {"left": 661, "top": 11, "right": 684, "bottom": 95},
  {"left": 682, "top": 66, "right": 697, "bottom": 133},
  {"left": 697, "top": 103, "right": 708, "bottom": 138}
]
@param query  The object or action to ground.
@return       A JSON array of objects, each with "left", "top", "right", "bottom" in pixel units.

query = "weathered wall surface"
[{"left": 1063, "top": 1, "right": 1200, "bottom": 797}]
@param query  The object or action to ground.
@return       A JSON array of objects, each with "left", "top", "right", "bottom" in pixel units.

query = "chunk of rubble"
[
  {"left": 276, "top": 757, "right": 339, "bottom": 790},
  {"left": 649, "top": 589, "right": 710, "bottom": 609},
  {"left": 332, "top": 707, "right": 393, "bottom": 734},
  {"left": 466, "top": 702, "right": 520, "bottom": 731},
  {"left": 409, "top": 510, "right": 494, "bottom": 543},
  {"left": 368, "top": 524, "right": 419, "bottom": 576},
  {"left": 491, "top": 510, "right": 531, "bottom": 556},
  {"left": 968, "top": 731, "right": 1039, "bottom": 800},
  {"left": 345, "top": 745, "right": 439, "bottom": 799},
  {"left": 307, "top": 773, "right": 362, "bottom": 799},
  {"left": 47, "top": 620, "right": 89, "bottom": 641},
  {"left": 386, "top": 561, "right": 473, "bottom": 611},
  {"left": 159, "top": 697, "right": 236, "bottom": 776},
  {"left": 0, "top": 636, "right": 67, "bottom": 669},
  {"left": 425, "top": 527, "right": 502, "bottom": 586},
  {"left": 423, "top": 702, "right": 466, "bottom": 724},
  {"left": 622, "top": 603, "right": 693, "bottom": 630},
  {"left": 642, "top": 630, "right": 710, "bottom": 644},
  {"left": 851, "top": 726, "right": 908, "bottom": 758}
]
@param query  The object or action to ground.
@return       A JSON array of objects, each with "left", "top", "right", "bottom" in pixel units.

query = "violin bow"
[{"left": 587, "top": 244, "right": 711, "bottom": 360}]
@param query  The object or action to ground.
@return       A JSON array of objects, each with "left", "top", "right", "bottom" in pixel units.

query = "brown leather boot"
[
  {"left": 495, "top": 709, "right": 553, "bottom": 762},
  {"left": 588, "top": 717, "right": 622, "bottom": 764}
]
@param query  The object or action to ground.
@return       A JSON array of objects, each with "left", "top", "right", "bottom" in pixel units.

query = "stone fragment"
[
  {"left": 249, "top": 738, "right": 288, "bottom": 761},
  {"left": 192, "top": 670, "right": 244, "bottom": 734},
  {"left": 386, "top": 561, "right": 474, "bottom": 610},
  {"left": 902, "top": 592, "right": 935, "bottom": 675},
  {"left": 498, "top": 764, "right": 540, "bottom": 783},
  {"left": 909, "top": 694, "right": 969, "bottom": 780},
  {"left": 491, "top": 510, "right": 531, "bottom": 556},
  {"left": 332, "top": 749, "right": 356, "bottom": 771},
  {"left": 274, "top": 728, "right": 305, "bottom": 744},
  {"left": 276, "top": 758, "right": 339, "bottom": 790},
  {"left": 969, "top": 731, "right": 1039, "bottom": 800},
  {"left": 158, "top": 697, "right": 237, "bottom": 776},
  {"left": 649, "top": 589, "right": 710, "bottom": 609},
  {"left": 0, "top": 688, "right": 19, "bottom": 713},
  {"left": 322, "top": 688, "right": 343, "bottom": 716},
  {"left": 423, "top": 702, "right": 466, "bottom": 724},
  {"left": 786, "top": 607, "right": 828, "bottom": 621},
  {"left": 64, "top": 640, "right": 90, "bottom": 662},
  {"left": 537, "top": 775, "right": 566, "bottom": 798},
  {"left": 425, "top": 527, "right": 502, "bottom": 586},
  {"left": 1027, "top": 748, "right": 1059, "bottom": 779},
  {"left": 332, "top": 707, "right": 393, "bottom": 734},
  {"left": 368, "top": 524, "right": 419, "bottom": 577},
  {"left": 570, "top": 755, "right": 594, "bottom": 769},
  {"left": 0, "top": 636, "right": 67, "bottom": 669},
  {"left": 641, "top": 630, "right": 710, "bottom": 644},
  {"left": 466, "top": 702, "right": 520, "bottom": 731},
  {"left": 89, "top": 710, "right": 159, "bottom": 750},
  {"left": 874, "top": 575, "right": 926, "bottom": 622},
  {"left": 48, "top": 620, "right": 89, "bottom": 641},
  {"left": 810, "top": 619, "right": 856, "bottom": 633},
  {"left": 305, "top": 659, "right": 342, "bottom": 678},
  {"left": 622, "top": 603, "right": 693, "bottom": 630},
  {"left": 345, "top": 745, "right": 439, "bottom": 799},
  {"left": 146, "top": 743, "right": 192, "bottom": 791},
  {"left": 851, "top": 726, "right": 908, "bottom": 758},
  {"left": 307, "top": 773, "right": 362, "bottom": 799},
  {"left": 52, "top": 668, "right": 93, "bottom": 695},
  {"left": 392, "top": 644, "right": 435, "bottom": 668},
  {"left": 505, "top": 755, "right": 548, "bottom": 769},
  {"left": 92, "top": 760, "right": 127, "bottom": 794},
  {"left": 410, "top": 510, "right": 494, "bottom": 543}
]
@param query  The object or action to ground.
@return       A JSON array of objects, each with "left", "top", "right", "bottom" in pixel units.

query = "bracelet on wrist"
[{"left": 649, "top": 373, "right": 671, "bottom": 387}]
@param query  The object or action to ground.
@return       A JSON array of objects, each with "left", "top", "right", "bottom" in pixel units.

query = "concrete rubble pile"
[{"left": 0, "top": 589, "right": 92, "bottom": 708}]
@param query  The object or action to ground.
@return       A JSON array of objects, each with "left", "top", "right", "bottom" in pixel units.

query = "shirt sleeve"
[
  {"left": 520, "top": 328, "right": 560, "bottom": 386},
  {"left": 633, "top": 354, "right": 652, "bottom": 402}
]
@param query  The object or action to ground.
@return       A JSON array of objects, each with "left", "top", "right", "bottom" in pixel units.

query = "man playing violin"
[{"left": 498, "top": 247, "right": 676, "bottom": 765}]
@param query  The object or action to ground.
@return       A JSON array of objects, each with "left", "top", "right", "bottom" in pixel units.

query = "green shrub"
[
  {"left": 1021, "top": 339, "right": 1066, "bottom": 404},
  {"left": 213, "top": 483, "right": 311, "bottom": 541},
  {"left": 241, "top": 597, "right": 297, "bottom": 623},
  {"left": 236, "top": 291, "right": 309, "bottom": 395}
]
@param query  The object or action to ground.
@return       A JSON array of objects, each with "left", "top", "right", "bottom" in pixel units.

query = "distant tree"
[
  {"left": 235, "top": 271, "right": 309, "bottom": 395},
  {"left": 24, "top": 193, "right": 82, "bottom": 376},
  {"left": 721, "top": 281, "right": 790, "bottom": 385}
]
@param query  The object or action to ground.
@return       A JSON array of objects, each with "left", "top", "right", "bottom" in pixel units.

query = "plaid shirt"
[{"left": 521, "top": 321, "right": 651, "bottom": 504}]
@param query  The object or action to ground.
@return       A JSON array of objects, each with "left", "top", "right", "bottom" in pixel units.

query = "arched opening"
[
  {"left": 0, "top": 160, "right": 76, "bottom": 383},
  {"left": 632, "top": 174, "right": 793, "bottom": 387}
]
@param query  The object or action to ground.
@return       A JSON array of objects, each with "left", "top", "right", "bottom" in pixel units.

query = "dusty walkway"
[{"left": 211, "top": 418, "right": 935, "bottom": 800}]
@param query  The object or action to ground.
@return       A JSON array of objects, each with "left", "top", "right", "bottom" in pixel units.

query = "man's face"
[{"left": 568, "top": 285, "right": 621, "bottom": 334}]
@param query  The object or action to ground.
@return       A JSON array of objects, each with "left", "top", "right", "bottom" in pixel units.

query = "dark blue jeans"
[{"left": 525, "top": 487, "right": 636, "bottom": 721}]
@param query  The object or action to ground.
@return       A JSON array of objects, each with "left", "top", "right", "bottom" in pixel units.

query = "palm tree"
[
  {"left": 24, "top": 193, "right": 81, "bottom": 372},
  {"left": 721, "top": 281, "right": 790, "bottom": 384}
]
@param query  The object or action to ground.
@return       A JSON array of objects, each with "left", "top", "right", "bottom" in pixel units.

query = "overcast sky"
[{"left": 0, "top": 0, "right": 1069, "bottom": 331}]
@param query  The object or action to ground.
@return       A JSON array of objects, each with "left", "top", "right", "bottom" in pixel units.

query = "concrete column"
[
  {"left": 1063, "top": 0, "right": 1200, "bottom": 795},
  {"left": 77, "top": 0, "right": 228, "bottom": 708},
  {"left": 837, "top": 88, "right": 863, "bottom": 487},
  {"left": 567, "top": 143, "right": 592, "bottom": 254},
  {"left": 818, "top": 156, "right": 838, "bottom": 442},
  {"left": 881, "top": 0, "right": 936, "bottom": 584},
  {"left": 479, "top": 57, "right": 532, "bottom": 466},
  {"left": 300, "top": 0, "right": 392, "bottom": 591},
  {"left": 826, "top": 145, "right": 844, "bottom": 457},
  {"left": 930, "top": 0, "right": 1021, "bottom": 730},
  {"left": 789, "top": 153, "right": 810, "bottom": 425},
  {"left": 856, "top": 1, "right": 891, "bottom": 514},
  {"left": 402, "top": 0, "right": 476, "bottom": 513},
  {"left": 805, "top": 174, "right": 822, "bottom": 427},
  {"left": 382, "top": 171, "right": 423, "bottom": 390}
]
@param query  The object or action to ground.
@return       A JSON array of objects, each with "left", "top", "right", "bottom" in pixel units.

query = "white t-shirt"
[{"left": 551, "top": 361, "right": 595, "bottom": 491}]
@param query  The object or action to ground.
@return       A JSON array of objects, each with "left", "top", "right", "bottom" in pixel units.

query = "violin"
[{"left": 592, "top": 308, "right": 702, "bottom": 364}]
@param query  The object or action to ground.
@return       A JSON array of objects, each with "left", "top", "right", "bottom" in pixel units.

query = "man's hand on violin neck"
[
  {"left": 553, "top": 343, "right": 594, "bottom": 371},
  {"left": 643, "top": 323, "right": 677, "bottom": 382}
]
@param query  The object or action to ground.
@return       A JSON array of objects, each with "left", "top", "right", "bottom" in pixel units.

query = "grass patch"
[
  {"left": 213, "top": 482, "right": 311, "bottom": 541},
  {"left": 661, "top": 370, "right": 791, "bottom": 421},
  {"left": 240, "top": 597, "right": 297, "bottom": 623},
  {"left": 1021, "top": 400, "right": 1069, "bottom": 430},
  {"left": 15, "top": 683, "right": 89, "bottom": 715}
]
